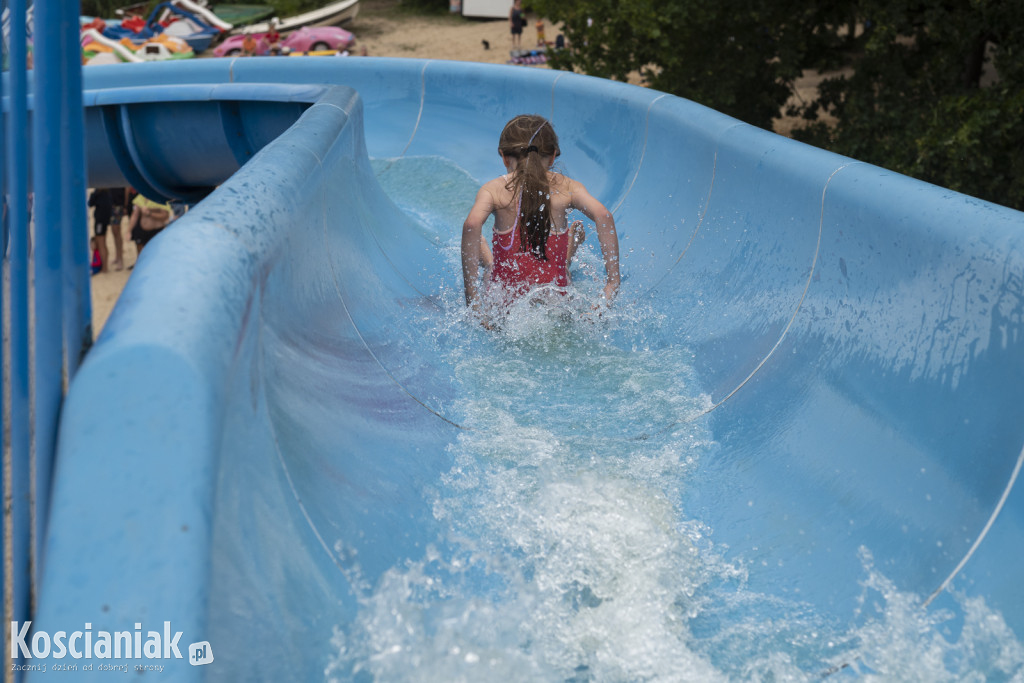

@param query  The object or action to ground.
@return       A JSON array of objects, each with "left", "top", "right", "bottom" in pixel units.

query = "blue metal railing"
[{"left": 2, "top": 0, "right": 89, "bottom": 673}]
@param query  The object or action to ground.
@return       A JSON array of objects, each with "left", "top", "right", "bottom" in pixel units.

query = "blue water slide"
[{"left": 28, "top": 58, "right": 1024, "bottom": 680}]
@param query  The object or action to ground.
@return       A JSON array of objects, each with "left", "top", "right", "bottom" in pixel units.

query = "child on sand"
[
  {"left": 461, "top": 114, "right": 620, "bottom": 322},
  {"left": 90, "top": 236, "right": 103, "bottom": 276}
]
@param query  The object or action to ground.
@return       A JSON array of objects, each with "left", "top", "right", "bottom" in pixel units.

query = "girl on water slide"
[{"left": 460, "top": 114, "right": 621, "bottom": 325}]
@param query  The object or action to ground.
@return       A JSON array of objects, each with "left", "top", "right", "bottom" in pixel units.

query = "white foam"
[{"left": 327, "top": 302, "right": 738, "bottom": 680}]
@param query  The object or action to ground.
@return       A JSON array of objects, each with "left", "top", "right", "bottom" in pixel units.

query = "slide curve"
[{"left": 28, "top": 58, "right": 1024, "bottom": 681}]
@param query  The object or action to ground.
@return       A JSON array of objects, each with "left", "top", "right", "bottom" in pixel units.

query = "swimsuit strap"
[{"left": 495, "top": 189, "right": 523, "bottom": 252}]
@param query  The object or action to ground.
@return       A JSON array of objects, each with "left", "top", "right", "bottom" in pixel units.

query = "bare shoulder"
[
  {"left": 472, "top": 177, "right": 501, "bottom": 202},
  {"left": 483, "top": 175, "right": 518, "bottom": 207},
  {"left": 487, "top": 175, "right": 514, "bottom": 195},
  {"left": 485, "top": 175, "right": 508, "bottom": 189},
  {"left": 548, "top": 172, "right": 580, "bottom": 195}
]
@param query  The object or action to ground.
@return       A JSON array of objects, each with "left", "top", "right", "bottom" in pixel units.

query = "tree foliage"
[
  {"left": 793, "top": 1, "right": 1024, "bottom": 210},
  {"left": 533, "top": 0, "right": 829, "bottom": 129},
  {"left": 532, "top": 0, "right": 1024, "bottom": 210}
]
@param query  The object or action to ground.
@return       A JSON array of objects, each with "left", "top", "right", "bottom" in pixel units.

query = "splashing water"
[
  {"left": 329, "top": 300, "right": 730, "bottom": 681},
  {"left": 325, "top": 157, "right": 1024, "bottom": 682}
]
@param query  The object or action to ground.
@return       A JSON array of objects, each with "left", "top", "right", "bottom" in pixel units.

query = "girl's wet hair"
[{"left": 499, "top": 114, "right": 560, "bottom": 259}]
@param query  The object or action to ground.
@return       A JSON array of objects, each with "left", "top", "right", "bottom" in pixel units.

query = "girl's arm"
[
  {"left": 570, "top": 181, "right": 621, "bottom": 300},
  {"left": 461, "top": 185, "right": 495, "bottom": 306}
]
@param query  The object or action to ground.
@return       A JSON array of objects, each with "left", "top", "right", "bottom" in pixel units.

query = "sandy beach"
[
  {"left": 88, "top": 0, "right": 815, "bottom": 334},
  {"left": 350, "top": 0, "right": 542, "bottom": 64}
]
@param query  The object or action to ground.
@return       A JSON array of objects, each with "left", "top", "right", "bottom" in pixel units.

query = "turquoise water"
[{"left": 324, "top": 157, "right": 1024, "bottom": 682}]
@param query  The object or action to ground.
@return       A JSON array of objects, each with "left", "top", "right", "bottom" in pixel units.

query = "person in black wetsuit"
[{"left": 509, "top": 0, "right": 525, "bottom": 50}]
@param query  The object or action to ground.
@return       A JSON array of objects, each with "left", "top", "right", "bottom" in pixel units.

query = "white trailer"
[{"left": 460, "top": 0, "right": 510, "bottom": 20}]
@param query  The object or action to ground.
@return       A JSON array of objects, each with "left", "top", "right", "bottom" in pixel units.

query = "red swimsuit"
[{"left": 491, "top": 218, "right": 569, "bottom": 299}]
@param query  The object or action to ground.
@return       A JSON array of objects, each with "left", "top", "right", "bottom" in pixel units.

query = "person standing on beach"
[
  {"left": 509, "top": 0, "right": 525, "bottom": 50},
  {"left": 108, "top": 186, "right": 129, "bottom": 270},
  {"left": 88, "top": 188, "right": 114, "bottom": 272}
]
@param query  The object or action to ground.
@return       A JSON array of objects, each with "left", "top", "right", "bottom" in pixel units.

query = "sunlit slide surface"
[{"left": 32, "top": 58, "right": 1024, "bottom": 680}]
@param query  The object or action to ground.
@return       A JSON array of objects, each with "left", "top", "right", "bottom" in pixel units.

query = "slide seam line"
[
  {"left": 704, "top": 162, "right": 858, "bottom": 412},
  {"left": 609, "top": 93, "right": 666, "bottom": 216},
  {"left": 320, "top": 187, "right": 467, "bottom": 431},
  {"left": 923, "top": 443, "right": 1024, "bottom": 608}
]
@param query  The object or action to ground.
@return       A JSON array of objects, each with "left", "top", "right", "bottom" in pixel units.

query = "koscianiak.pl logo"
[{"left": 10, "top": 621, "right": 214, "bottom": 673}]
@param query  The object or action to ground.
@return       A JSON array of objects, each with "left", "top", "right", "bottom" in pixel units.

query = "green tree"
[
  {"left": 532, "top": 0, "right": 840, "bottom": 130},
  {"left": 533, "top": 0, "right": 1024, "bottom": 210},
  {"left": 793, "top": 1, "right": 1024, "bottom": 210}
]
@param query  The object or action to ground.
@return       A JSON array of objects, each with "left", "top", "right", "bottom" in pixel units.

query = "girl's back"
[{"left": 488, "top": 171, "right": 575, "bottom": 236}]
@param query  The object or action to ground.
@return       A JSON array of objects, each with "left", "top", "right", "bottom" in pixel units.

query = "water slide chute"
[{"left": 26, "top": 58, "right": 1024, "bottom": 681}]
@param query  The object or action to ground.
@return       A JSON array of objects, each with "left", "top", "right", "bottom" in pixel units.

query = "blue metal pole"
[
  {"left": 59, "top": 0, "right": 88, "bottom": 382},
  {"left": 1, "top": 9, "right": 9, "bottom": 674},
  {"left": 3, "top": 0, "right": 33, "bottom": 673},
  {"left": 32, "top": 0, "right": 82, "bottom": 604},
  {"left": 54, "top": 0, "right": 90, "bottom": 556}
]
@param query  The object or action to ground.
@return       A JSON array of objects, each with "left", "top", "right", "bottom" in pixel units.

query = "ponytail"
[
  {"left": 514, "top": 144, "right": 553, "bottom": 259},
  {"left": 498, "top": 115, "right": 560, "bottom": 260}
]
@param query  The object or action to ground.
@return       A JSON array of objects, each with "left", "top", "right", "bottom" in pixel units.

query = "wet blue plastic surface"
[{"left": 28, "top": 58, "right": 1024, "bottom": 680}]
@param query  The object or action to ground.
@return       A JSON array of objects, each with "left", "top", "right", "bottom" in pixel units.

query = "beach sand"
[
  {"left": 352, "top": 0, "right": 538, "bottom": 64},
  {"left": 89, "top": 0, "right": 817, "bottom": 334},
  {"left": 89, "top": 214, "right": 136, "bottom": 335}
]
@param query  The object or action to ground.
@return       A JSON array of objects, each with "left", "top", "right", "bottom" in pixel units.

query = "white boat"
[
  {"left": 169, "top": 0, "right": 233, "bottom": 31},
  {"left": 232, "top": 0, "right": 359, "bottom": 35}
]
